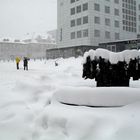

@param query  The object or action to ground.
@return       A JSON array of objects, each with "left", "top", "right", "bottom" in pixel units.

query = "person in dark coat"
[
  {"left": 138, "top": 57, "right": 140, "bottom": 79},
  {"left": 128, "top": 58, "right": 139, "bottom": 80},
  {"left": 90, "top": 57, "right": 98, "bottom": 79},
  {"left": 82, "top": 56, "right": 92, "bottom": 79},
  {"left": 23, "top": 57, "right": 29, "bottom": 70}
]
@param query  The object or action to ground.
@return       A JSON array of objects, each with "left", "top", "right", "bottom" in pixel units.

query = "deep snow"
[
  {"left": 0, "top": 57, "right": 140, "bottom": 140},
  {"left": 83, "top": 48, "right": 140, "bottom": 64}
]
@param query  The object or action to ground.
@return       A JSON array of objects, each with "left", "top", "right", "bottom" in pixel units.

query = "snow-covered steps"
[{"left": 53, "top": 87, "right": 140, "bottom": 107}]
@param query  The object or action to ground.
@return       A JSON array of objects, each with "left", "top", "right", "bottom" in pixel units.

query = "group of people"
[
  {"left": 15, "top": 57, "right": 30, "bottom": 70},
  {"left": 82, "top": 49, "right": 140, "bottom": 87}
]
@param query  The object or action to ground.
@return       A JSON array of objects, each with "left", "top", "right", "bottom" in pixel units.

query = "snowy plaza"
[{"left": 0, "top": 57, "right": 140, "bottom": 140}]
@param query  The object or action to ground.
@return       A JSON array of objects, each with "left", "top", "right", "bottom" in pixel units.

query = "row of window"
[
  {"left": 123, "top": 20, "right": 136, "bottom": 27},
  {"left": 71, "top": 29, "right": 88, "bottom": 39},
  {"left": 71, "top": 16, "right": 120, "bottom": 28},
  {"left": 71, "top": 3, "right": 88, "bottom": 15},
  {"left": 122, "top": 3, "right": 136, "bottom": 10},
  {"left": 71, "top": 0, "right": 120, "bottom": 4},
  {"left": 71, "top": 16, "right": 88, "bottom": 27},
  {"left": 94, "top": 30, "right": 120, "bottom": 40},
  {"left": 106, "top": 0, "right": 136, "bottom": 5},
  {"left": 139, "top": 4, "right": 140, "bottom": 10},
  {"left": 106, "top": 0, "right": 119, "bottom": 4},
  {"left": 71, "top": 2, "right": 139, "bottom": 16},
  {"left": 123, "top": 17, "right": 136, "bottom": 23},
  {"left": 122, "top": 9, "right": 136, "bottom": 16},
  {"left": 70, "top": 0, "right": 138, "bottom": 13},
  {"left": 122, "top": 0, "right": 136, "bottom": 5},
  {"left": 94, "top": 3, "right": 120, "bottom": 16},
  {"left": 71, "top": 29, "right": 120, "bottom": 40},
  {"left": 122, "top": 0, "right": 137, "bottom": 32},
  {"left": 94, "top": 17, "right": 120, "bottom": 27},
  {"left": 71, "top": 3, "right": 120, "bottom": 15},
  {"left": 139, "top": 26, "right": 140, "bottom": 32},
  {"left": 71, "top": 0, "right": 79, "bottom": 4},
  {"left": 123, "top": 26, "right": 136, "bottom": 32},
  {"left": 139, "top": 15, "right": 140, "bottom": 21}
]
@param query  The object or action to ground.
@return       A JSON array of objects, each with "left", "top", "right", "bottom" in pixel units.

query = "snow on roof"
[{"left": 83, "top": 48, "right": 140, "bottom": 64}]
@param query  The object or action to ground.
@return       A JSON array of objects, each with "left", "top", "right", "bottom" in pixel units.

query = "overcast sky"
[{"left": 0, "top": 0, "right": 57, "bottom": 39}]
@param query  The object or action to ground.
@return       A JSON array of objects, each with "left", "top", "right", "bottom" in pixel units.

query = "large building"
[
  {"left": 0, "top": 42, "right": 56, "bottom": 60},
  {"left": 57, "top": 0, "right": 140, "bottom": 49}
]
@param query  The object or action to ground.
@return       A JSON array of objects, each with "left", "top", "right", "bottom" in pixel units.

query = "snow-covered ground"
[{"left": 0, "top": 57, "right": 140, "bottom": 140}]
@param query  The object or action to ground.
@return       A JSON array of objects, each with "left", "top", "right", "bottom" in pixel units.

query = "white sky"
[{"left": 0, "top": 0, "right": 57, "bottom": 39}]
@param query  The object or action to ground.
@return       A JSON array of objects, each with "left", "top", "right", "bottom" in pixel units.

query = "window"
[
  {"left": 77, "top": 31, "right": 82, "bottom": 38},
  {"left": 71, "top": 0, "right": 75, "bottom": 3},
  {"left": 115, "top": 33, "right": 120, "bottom": 40},
  {"left": 83, "top": 29, "right": 88, "bottom": 37},
  {"left": 94, "top": 30, "right": 100, "bottom": 37},
  {"left": 105, "top": 6, "right": 110, "bottom": 13},
  {"left": 71, "top": 7, "right": 75, "bottom": 15},
  {"left": 76, "top": 5, "right": 81, "bottom": 13},
  {"left": 60, "top": 28, "right": 62, "bottom": 41},
  {"left": 77, "top": 18, "right": 82, "bottom": 25},
  {"left": 71, "top": 20, "right": 75, "bottom": 27},
  {"left": 83, "top": 3, "right": 88, "bottom": 11},
  {"left": 114, "top": 20, "right": 120, "bottom": 27},
  {"left": 114, "top": 0, "right": 119, "bottom": 4},
  {"left": 105, "top": 31, "right": 110, "bottom": 39},
  {"left": 114, "top": 8, "right": 119, "bottom": 16},
  {"left": 105, "top": 18, "right": 110, "bottom": 26},
  {"left": 94, "top": 16, "right": 100, "bottom": 24},
  {"left": 83, "top": 16, "right": 88, "bottom": 24},
  {"left": 71, "top": 32, "right": 75, "bottom": 39},
  {"left": 94, "top": 3, "right": 100, "bottom": 11}
]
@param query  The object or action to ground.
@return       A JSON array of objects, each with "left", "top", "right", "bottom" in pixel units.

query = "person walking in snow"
[
  {"left": 82, "top": 56, "right": 92, "bottom": 79},
  {"left": 23, "top": 57, "right": 29, "bottom": 70},
  {"left": 15, "top": 57, "right": 21, "bottom": 70}
]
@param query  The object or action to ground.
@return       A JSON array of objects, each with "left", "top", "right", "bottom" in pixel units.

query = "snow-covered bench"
[{"left": 53, "top": 87, "right": 140, "bottom": 107}]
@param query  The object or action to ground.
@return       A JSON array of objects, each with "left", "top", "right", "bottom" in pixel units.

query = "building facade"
[
  {"left": 57, "top": 0, "right": 140, "bottom": 48},
  {"left": 0, "top": 42, "right": 56, "bottom": 60}
]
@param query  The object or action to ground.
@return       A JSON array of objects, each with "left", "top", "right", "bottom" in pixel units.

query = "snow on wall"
[{"left": 83, "top": 48, "right": 140, "bottom": 64}]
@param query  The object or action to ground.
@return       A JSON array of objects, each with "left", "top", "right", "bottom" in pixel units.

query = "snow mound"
[
  {"left": 83, "top": 48, "right": 140, "bottom": 64},
  {"left": 53, "top": 87, "right": 140, "bottom": 107}
]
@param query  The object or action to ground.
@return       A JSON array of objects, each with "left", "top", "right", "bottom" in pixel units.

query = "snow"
[
  {"left": 0, "top": 57, "right": 140, "bottom": 140},
  {"left": 83, "top": 48, "right": 140, "bottom": 64},
  {"left": 54, "top": 87, "right": 140, "bottom": 107}
]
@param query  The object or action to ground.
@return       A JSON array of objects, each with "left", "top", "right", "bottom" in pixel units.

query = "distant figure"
[
  {"left": 55, "top": 61, "right": 58, "bottom": 66},
  {"left": 23, "top": 57, "right": 29, "bottom": 70},
  {"left": 15, "top": 57, "right": 21, "bottom": 70}
]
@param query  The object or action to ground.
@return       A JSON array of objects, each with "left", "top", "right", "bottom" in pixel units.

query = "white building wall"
[
  {"left": 0, "top": 42, "right": 56, "bottom": 60},
  {"left": 137, "top": 0, "right": 140, "bottom": 36},
  {"left": 57, "top": 0, "right": 139, "bottom": 48},
  {"left": 57, "top": 0, "right": 91, "bottom": 48}
]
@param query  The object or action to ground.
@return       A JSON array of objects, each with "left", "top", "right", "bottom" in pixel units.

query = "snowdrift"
[
  {"left": 83, "top": 48, "right": 140, "bottom": 64},
  {"left": 54, "top": 87, "right": 140, "bottom": 107}
]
